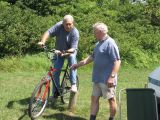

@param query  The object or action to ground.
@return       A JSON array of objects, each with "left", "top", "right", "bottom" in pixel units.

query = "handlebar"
[
  {"left": 42, "top": 46, "right": 56, "bottom": 60},
  {"left": 43, "top": 45, "right": 56, "bottom": 53},
  {"left": 42, "top": 45, "right": 75, "bottom": 60}
]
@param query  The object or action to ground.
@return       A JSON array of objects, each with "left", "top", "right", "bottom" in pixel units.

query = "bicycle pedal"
[{"left": 65, "top": 86, "right": 71, "bottom": 90}]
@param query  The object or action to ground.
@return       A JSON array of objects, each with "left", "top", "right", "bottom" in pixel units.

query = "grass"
[
  {"left": 0, "top": 55, "right": 158, "bottom": 120},
  {"left": 0, "top": 53, "right": 49, "bottom": 72}
]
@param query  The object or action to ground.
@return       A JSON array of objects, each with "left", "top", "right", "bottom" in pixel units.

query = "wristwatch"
[{"left": 111, "top": 74, "right": 116, "bottom": 78}]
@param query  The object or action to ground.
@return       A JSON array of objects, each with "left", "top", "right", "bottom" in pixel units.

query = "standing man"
[
  {"left": 71, "top": 22, "right": 121, "bottom": 120},
  {"left": 38, "top": 15, "right": 79, "bottom": 98}
]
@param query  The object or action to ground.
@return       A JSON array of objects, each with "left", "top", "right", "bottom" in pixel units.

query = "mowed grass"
[{"left": 0, "top": 55, "right": 157, "bottom": 120}]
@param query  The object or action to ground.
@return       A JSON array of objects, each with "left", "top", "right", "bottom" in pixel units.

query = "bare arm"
[
  {"left": 67, "top": 48, "right": 76, "bottom": 53},
  {"left": 71, "top": 55, "right": 93, "bottom": 69},
  {"left": 38, "top": 31, "right": 50, "bottom": 45},
  {"left": 111, "top": 59, "right": 121, "bottom": 76},
  {"left": 107, "top": 59, "right": 121, "bottom": 87},
  {"left": 78, "top": 55, "right": 93, "bottom": 67}
]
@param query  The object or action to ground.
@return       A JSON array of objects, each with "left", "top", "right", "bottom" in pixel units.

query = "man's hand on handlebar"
[
  {"left": 38, "top": 41, "right": 45, "bottom": 47},
  {"left": 60, "top": 50, "right": 70, "bottom": 57},
  {"left": 54, "top": 50, "right": 69, "bottom": 56},
  {"left": 38, "top": 42, "right": 72, "bottom": 57},
  {"left": 55, "top": 50, "right": 62, "bottom": 55}
]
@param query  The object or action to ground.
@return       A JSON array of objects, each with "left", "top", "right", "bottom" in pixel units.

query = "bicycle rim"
[
  {"left": 61, "top": 76, "right": 79, "bottom": 104},
  {"left": 61, "top": 77, "right": 71, "bottom": 104},
  {"left": 29, "top": 81, "right": 50, "bottom": 119}
]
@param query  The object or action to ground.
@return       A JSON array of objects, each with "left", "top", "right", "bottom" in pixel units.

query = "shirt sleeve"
[
  {"left": 47, "top": 21, "right": 62, "bottom": 37},
  {"left": 108, "top": 42, "right": 120, "bottom": 62},
  {"left": 70, "top": 28, "right": 79, "bottom": 49}
]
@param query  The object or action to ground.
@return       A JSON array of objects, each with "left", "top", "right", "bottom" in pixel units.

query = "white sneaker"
[{"left": 71, "top": 84, "right": 77, "bottom": 93}]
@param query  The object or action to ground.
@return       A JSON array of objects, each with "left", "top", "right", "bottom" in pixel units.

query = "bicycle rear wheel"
[
  {"left": 61, "top": 75, "right": 79, "bottom": 104},
  {"left": 28, "top": 80, "right": 50, "bottom": 119}
]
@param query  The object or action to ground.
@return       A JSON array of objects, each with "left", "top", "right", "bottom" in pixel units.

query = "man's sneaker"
[{"left": 71, "top": 84, "right": 77, "bottom": 93}]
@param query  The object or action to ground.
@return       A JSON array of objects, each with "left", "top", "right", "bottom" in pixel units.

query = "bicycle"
[{"left": 28, "top": 46, "right": 79, "bottom": 120}]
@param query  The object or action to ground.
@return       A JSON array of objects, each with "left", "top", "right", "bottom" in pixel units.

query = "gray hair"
[
  {"left": 93, "top": 22, "right": 108, "bottom": 34},
  {"left": 63, "top": 14, "right": 74, "bottom": 23}
]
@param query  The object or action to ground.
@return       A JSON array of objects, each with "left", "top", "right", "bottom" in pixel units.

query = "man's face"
[
  {"left": 94, "top": 30, "right": 102, "bottom": 40},
  {"left": 63, "top": 19, "right": 74, "bottom": 32}
]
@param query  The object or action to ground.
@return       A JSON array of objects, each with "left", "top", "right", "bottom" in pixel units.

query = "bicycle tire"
[
  {"left": 61, "top": 75, "right": 79, "bottom": 104},
  {"left": 28, "top": 80, "right": 50, "bottom": 119}
]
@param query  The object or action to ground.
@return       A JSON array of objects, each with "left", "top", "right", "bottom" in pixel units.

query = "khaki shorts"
[{"left": 92, "top": 83, "right": 116, "bottom": 99}]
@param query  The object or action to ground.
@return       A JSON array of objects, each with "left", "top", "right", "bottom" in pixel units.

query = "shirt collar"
[{"left": 99, "top": 35, "right": 109, "bottom": 43}]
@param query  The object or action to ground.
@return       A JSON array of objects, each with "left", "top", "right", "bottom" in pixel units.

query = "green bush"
[
  {"left": 1, "top": 0, "right": 160, "bottom": 68},
  {"left": 0, "top": 1, "right": 55, "bottom": 58}
]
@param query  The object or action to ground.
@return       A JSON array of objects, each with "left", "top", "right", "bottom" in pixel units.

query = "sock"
[
  {"left": 109, "top": 117, "right": 114, "bottom": 120},
  {"left": 90, "top": 114, "right": 96, "bottom": 120}
]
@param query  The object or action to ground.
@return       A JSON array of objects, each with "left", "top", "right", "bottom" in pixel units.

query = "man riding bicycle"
[{"left": 38, "top": 14, "right": 79, "bottom": 98}]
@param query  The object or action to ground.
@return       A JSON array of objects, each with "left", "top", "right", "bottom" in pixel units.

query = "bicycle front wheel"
[
  {"left": 61, "top": 75, "right": 79, "bottom": 104},
  {"left": 28, "top": 80, "right": 50, "bottom": 119}
]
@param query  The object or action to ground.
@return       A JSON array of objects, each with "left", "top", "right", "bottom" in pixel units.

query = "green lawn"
[{"left": 0, "top": 65, "right": 155, "bottom": 120}]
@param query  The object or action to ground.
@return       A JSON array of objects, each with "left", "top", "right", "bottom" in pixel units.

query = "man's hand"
[
  {"left": 60, "top": 50, "right": 71, "bottom": 57},
  {"left": 107, "top": 77, "right": 114, "bottom": 88},
  {"left": 55, "top": 50, "right": 62, "bottom": 55},
  {"left": 70, "top": 64, "right": 79, "bottom": 70},
  {"left": 38, "top": 41, "right": 45, "bottom": 47}
]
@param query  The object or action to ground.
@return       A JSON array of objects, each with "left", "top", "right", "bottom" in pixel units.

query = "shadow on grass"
[
  {"left": 6, "top": 97, "right": 30, "bottom": 120},
  {"left": 6, "top": 97, "right": 77, "bottom": 120},
  {"left": 43, "top": 113, "right": 87, "bottom": 120},
  {"left": 6, "top": 97, "right": 30, "bottom": 108},
  {"left": 47, "top": 99, "right": 68, "bottom": 111}
]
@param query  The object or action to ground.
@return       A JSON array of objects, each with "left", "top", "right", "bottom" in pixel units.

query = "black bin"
[{"left": 126, "top": 88, "right": 159, "bottom": 120}]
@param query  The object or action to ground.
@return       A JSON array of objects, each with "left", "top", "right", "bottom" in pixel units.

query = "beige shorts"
[{"left": 92, "top": 83, "right": 116, "bottom": 99}]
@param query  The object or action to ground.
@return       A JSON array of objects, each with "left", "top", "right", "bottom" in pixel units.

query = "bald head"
[
  {"left": 93, "top": 22, "right": 108, "bottom": 34},
  {"left": 93, "top": 22, "right": 108, "bottom": 40},
  {"left": 63, "top": 15, "right": 74, "bottom": 23},
  {"left": 63, "top": 15, "right": 74, "bottom": 31}
]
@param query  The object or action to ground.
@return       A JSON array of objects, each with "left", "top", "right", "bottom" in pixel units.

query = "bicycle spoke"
[{"left": 29, "top": 81, "right": 50, "bottom": 119}]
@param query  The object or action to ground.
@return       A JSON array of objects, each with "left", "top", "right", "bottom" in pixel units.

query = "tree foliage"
[{"left": 1, "top": 0, "right": 160, "bottom": 68}]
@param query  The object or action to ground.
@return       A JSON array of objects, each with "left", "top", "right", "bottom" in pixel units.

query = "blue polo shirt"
[
  {"left": 91, "top": 37, "right": 120, "bottom": 85},
  {"left": 48, "top": 21, "right": 79, "bottom": 51}
]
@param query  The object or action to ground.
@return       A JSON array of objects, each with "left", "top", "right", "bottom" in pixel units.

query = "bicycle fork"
[{"left": 36, "top": 80, "right": 50, "bottom": 102}]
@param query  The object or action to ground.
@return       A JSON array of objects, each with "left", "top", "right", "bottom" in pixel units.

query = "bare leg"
[
  {"left": 90, "top": 95, "right": 100, "bottom": 120},
  {"left": 108, "top": 97, "right": 117, "bottom": 118}
]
